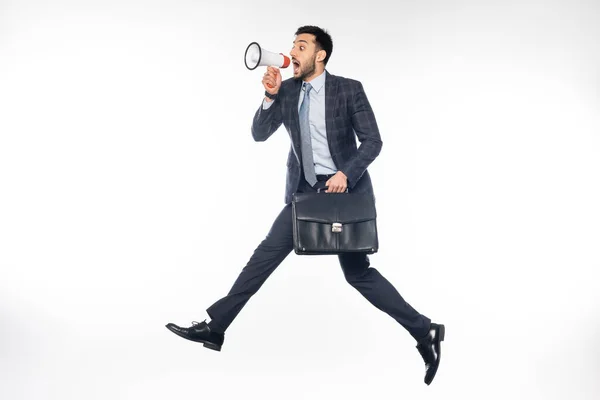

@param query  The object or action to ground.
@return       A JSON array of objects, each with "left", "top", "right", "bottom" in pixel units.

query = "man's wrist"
[{"left": 264, "top": 91, "right": 278, "bottom": 100}]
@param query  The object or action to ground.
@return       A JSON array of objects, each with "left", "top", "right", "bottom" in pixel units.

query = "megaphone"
[{"left": 244, "top": 42, "right": 290, "bottom": 70}]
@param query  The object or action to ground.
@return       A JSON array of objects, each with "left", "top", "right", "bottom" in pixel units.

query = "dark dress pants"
[{"left": 206, "top": 177, "right": 431, "bottom": 340}]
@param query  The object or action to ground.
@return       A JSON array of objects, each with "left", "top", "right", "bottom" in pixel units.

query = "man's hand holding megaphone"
[{"left": 262, "top": 67, "right": 282, "bottom": 101}]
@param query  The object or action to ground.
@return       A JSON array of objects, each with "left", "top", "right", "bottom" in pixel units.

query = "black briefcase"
[{"left": 292, "top": 190, "right": 378, "bottom": 255}]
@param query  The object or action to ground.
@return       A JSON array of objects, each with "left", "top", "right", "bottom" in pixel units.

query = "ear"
[{"left": 316, "top": 49, "right": 327, "bottom": 63}]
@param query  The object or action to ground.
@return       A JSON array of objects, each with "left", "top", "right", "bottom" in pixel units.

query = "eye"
[{"left": 300, "top": 46, "right": 305, "bottom": 50}]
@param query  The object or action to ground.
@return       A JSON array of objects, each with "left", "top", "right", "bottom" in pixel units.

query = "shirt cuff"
[{"left": 262, "top": 98, "right": 275, "bottom": 110}]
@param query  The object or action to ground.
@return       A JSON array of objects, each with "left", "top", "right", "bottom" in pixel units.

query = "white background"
[{"left": 1, "top": 0, "right": 599, "bottom": 399}]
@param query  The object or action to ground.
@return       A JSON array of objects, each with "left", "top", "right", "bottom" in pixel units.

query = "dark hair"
[{"left": 295, "top": 25, "right": 333, "bottom": 66}]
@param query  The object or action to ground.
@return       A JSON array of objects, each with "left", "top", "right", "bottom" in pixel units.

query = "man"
[{"left": 166, "top": 25, "right": 445, "bottom": 385}]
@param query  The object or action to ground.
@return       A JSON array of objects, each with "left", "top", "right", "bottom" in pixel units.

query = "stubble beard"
[{"left": 294, "top": 54, "right": 318, "bottom": 81}]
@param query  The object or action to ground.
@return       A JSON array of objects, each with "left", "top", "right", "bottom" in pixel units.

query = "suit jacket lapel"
[
  {"left": 290, "top": 78, "right": 303, "bottom": 162},
  {"left": 324, "top": 71, "right": 338, "bottom": 134},
  {"left": 324, "top": 71, "right": 339, "bottom": 167}
]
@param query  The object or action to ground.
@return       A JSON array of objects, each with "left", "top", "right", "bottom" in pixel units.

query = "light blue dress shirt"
[{"left": 262, "top": 71, "right": 337, "bottom": 175}]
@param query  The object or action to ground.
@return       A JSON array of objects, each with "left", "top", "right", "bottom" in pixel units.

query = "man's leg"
[
  {"left": 205, "top": 203, "right": 294, "bottom": 333},
  {"left": 338, "top": 252, "right": 431, "bottom": 340}
]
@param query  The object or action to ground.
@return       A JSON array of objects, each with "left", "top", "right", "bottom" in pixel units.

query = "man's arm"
[
  {"left": 340, "top": 81, "right": 383, "bottom": 188},
  {"left": 251, "top": 67, "right": 283, "bottom": 142},
  {"left": 251, "top": 95, "right": 283, "bottom": 142}
]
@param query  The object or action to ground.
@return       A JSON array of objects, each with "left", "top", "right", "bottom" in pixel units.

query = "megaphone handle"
[{"left": 317, "top": 187, "right": 350, "bottom": 193}]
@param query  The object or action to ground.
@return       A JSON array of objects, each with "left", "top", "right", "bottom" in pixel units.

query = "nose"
[{"left": 290, "top": 48, "right": 297, "bottom": 58}]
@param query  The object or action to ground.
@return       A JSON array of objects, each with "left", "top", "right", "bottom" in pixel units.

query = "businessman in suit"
[{"left": 166, "top": 26, "right": 445, "bottom": 385}]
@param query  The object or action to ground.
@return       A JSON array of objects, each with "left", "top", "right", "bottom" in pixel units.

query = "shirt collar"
[{"left": 303, "top": 70, "right": 326, "bottom": 93}]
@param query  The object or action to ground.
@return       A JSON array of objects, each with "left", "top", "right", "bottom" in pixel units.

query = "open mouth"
[{"left": 292, "top": 59, "right": 300, "bottom": 73}]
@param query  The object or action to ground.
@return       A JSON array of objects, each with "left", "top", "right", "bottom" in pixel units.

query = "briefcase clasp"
[{"left": 332, "top": 222, "right": 342, "bottom": 233}]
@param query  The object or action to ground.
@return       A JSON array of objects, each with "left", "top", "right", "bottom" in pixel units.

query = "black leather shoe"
[
  {"left": 165, "top": 320, "right": 224, "bottom": 351},
  {"left": 416, "top": 322, "right": 445, "bottom": 385}
]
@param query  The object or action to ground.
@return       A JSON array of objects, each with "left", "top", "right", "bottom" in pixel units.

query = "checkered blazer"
[{"left": 252, "top": 70, "right": 383, "bottom": 204}]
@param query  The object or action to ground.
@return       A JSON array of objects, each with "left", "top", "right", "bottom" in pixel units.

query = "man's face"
[{"left": 290, "top": 33, "right": 320, "bottom": 81}]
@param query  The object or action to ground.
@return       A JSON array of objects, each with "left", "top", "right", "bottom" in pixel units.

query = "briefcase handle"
[{"left": 316, "top": 186, "right": 350, "bottom": 193}]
